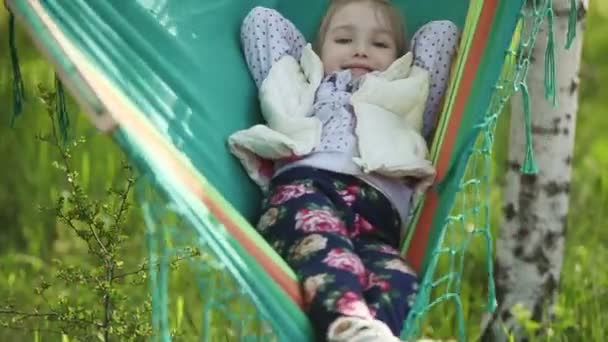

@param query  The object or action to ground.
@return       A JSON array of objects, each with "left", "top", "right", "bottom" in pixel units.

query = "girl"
[{"left": 235, "top": 1, "right": 458, "bottom": 340}]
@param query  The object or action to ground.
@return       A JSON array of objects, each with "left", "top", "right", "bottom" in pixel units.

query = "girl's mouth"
[{"left": 343, "top": 64, "right": 372, "bottom": 76}]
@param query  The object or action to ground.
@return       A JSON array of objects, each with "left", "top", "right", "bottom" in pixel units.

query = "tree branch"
[
  {"left": 56, "top": 211, "right": 101, "bottom": 259},
  {"left": 0, "top": 309, "right": 103, "bottom": 328},
  {"left": 47, "top": 106, "right": 110, "bottom": 260},
  {"left": 111, "top": 170, "right": 134, "bottom": 237},
  {"left": 0, "top": 324, "right": 65, "bottom": 336},
  {"left": 112, "top": 253, "right": 196, "bottom": 281},
  {"left": 103, "top": 264, "right": 114, "bottom": 341}
]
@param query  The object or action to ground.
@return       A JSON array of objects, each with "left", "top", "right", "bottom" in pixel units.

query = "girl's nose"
[{"left": 353, "top": 42, "right": 368, "bottom": 58}]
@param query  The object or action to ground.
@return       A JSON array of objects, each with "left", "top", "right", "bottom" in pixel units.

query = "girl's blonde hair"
[{"left": 314, "top": 0, "right": 407, "bottom": 56}]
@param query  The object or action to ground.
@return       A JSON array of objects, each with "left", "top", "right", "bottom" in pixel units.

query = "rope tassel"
[
  {"left": 565, "top": 0, "right": 578, "bottom": 49},
  {"left": 8, "top": 11, "right": 26, "bottom": 125},
  {"left": 520, "top": 83, "right": 539, "bottom": 174},
  {"left": 544, "top": 7, "right": 557, "bottom": 107},
  {"left": 55, "top": 74, "right": 70, "bottom": 142}
]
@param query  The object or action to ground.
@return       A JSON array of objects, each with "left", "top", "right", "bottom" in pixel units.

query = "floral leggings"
[{"left": 256, "top": 167, "right": 419, "bottom": 338}]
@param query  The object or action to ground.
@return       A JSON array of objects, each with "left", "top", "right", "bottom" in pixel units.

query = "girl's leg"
[
  {"left": 256, "top": 176, "right": 373, "bottom": 339},
  {"left": 354, "top": 235, "right": 419, "bottom": 336},
  {"left": 338, "top": 178, "right": 418, "bottom": 336}
]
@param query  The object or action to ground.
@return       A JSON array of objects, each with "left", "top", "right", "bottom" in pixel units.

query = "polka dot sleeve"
[
  {"left": 240, "top": 7, "right": 307, "bottom": 88},
  {"left": 410, "top": 21, "right": 460, "bottom": 139}
]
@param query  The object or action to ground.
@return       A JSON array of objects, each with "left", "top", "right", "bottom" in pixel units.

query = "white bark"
[{"left": 483, "top": 0, "right": 587, "bottom": 341}]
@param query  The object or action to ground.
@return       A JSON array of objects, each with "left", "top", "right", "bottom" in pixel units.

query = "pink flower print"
[
  {"left": 323, "top": 248, "right": 367, "bottom": 285},
  {"left": 294, "top": 208, "right": 347, "bottom": 235},
  {"left": 337, "top": 184, "right": 359, "bottom": 206},
  {"left": 269, "top": 183, "right": 314, "bottom": 205},
  {"left": 335, "top": 291, "right": 372, "bottom": 318},
  {"left": 350, "top": 214, "right": 375, "bottom": 238},
  {"left": 365, "top": 272, "right": 391, "bottom": 291}
]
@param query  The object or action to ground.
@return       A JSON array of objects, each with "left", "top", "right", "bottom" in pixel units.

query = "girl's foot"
[{"left": 326, "top": 316, "right": 402, "bottom": 342}]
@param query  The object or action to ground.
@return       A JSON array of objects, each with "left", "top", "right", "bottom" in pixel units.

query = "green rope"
[
  {"left": 8, "top": 11, "right": 26, "bottom": 125},
  {"left": 544, "top": 5, "right": 557, "bottom": 107},
  {"left": 565, "top": 0, "right": 577, "bottom": 49},
  {"left": 484, "top": 225, "right": 497, "bottom": 312},
  {"left": 55, "top": 74, "right": 70, "bottom": 142},
  {"left": 140, "top": 180, "right": 171, "bottom": 342},
  {"left": 519, "top": 82, "right": 539, "bottom": 174}
]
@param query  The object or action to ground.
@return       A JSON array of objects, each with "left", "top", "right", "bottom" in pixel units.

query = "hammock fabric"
[{"left": 6, "top": 0, "right": 575, "bottom": 340}]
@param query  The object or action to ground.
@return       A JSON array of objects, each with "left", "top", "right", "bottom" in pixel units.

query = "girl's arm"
[
  {"left": 410, "top": 21, "right": 460, "bottom": 140},
  {"left": 241, "top": 7, "right": 307, "bottom": 88}
]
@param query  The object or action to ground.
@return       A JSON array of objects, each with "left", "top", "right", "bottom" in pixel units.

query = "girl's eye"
[
  {"left": 335, "top": 38, "right": 352, "bottom": 44},
  {"left": 373, "top": 42, "right": 390, "bottom": 48}
]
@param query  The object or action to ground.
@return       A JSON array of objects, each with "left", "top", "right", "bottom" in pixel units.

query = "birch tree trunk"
[{"left": 482, "top": 0, "right": 587, "bottom": 341}]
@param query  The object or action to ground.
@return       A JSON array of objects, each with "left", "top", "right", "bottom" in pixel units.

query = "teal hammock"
[{"left": 5, "top": 0, "right": 578, "bottom": 340}]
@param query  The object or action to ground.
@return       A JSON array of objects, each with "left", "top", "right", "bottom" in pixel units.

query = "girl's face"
[{"left": 320, "top": 1, "right": 399, "bottom": 78}]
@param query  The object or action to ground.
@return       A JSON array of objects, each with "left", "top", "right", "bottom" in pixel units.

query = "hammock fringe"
[{"left": 8, "top": 9, "right": 26, "bottom": 125}]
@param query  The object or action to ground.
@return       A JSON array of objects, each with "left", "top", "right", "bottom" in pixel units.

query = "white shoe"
[{"left": 327, "top": 316, "right": 402, "bottom": 342}]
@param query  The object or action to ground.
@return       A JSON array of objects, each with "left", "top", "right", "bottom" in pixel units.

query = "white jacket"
[{"left": 228, "top": 44, "right": 436, "bottom": 192}]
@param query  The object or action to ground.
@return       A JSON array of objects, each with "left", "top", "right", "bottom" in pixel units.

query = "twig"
[
  {"left": 112, "top": 253, "right": 196, "bottom": 281},
  {"left": 111, "top": 171, "right": 134, "bottom": 238},
  {"left": 56, "top": 211, "right": 101, "bottom": 259},
  {"left": 0, "top": 309, "right": 103, "bottom": 327},
  {"left": 46, "top": 105, "right": 110, "bottom": 259},
  {"left": 0, "top": 324, "right": 65, "bottom": 336},
  {"left": 103, "top": 264, "right": 114, "bottom": 342}
]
